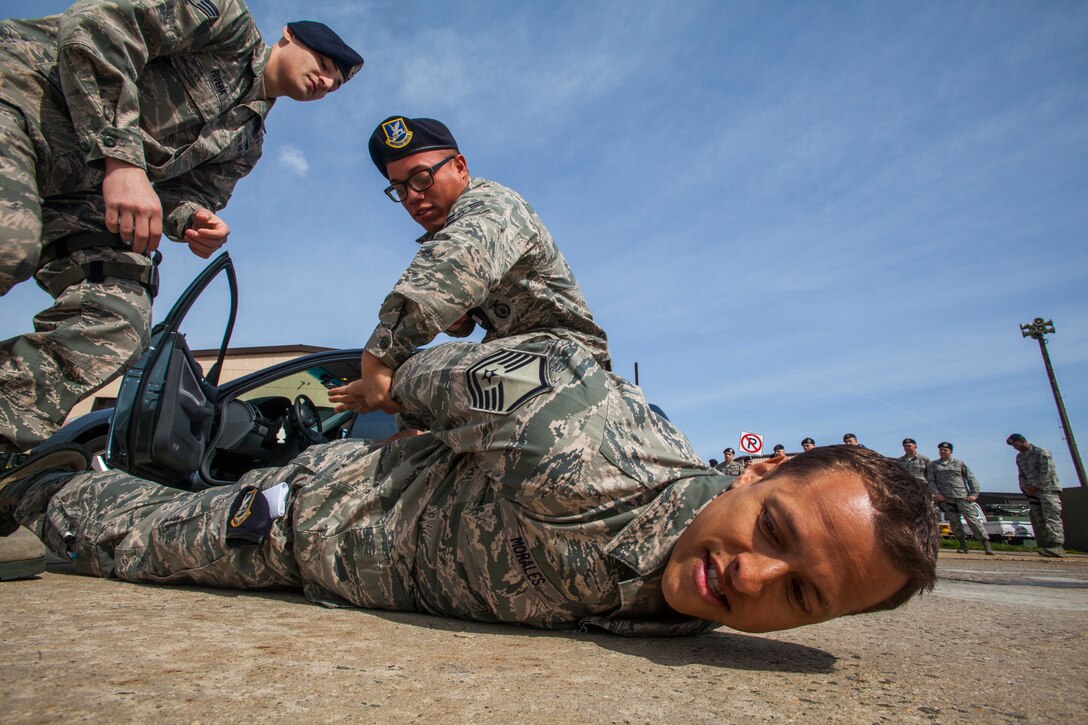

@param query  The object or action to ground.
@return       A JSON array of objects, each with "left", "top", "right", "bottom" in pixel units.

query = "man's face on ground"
[
  {"left": 903, "top": 441, "right": 917, "bottom": 456},
  {"left": 385, "top": 150, "right": 469, "bottom": 233},
  {"left": 662, "top": 466, "right": 907, "bottom": 633}
]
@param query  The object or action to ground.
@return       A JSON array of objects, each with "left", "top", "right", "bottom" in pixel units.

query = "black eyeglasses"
[{"left": 384, "top": 155, "right": 456, "bottom": 202}]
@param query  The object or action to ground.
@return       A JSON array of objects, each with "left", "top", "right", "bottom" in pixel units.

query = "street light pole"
[{"left": 1020, "top": 317, "right": 1087, "bottom": 487}]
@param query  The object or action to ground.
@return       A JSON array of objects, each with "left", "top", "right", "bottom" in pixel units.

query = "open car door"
[{"left": 106, "top": 252, "right": 237, "bottom": 489}]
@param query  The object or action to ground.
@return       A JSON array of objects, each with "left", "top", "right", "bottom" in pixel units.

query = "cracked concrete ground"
[{"left": 2, "top": 549, "right": 1085, "bottom": 723}]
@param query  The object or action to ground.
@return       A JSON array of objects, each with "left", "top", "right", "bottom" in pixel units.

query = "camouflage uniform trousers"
[
  {"left": 0, "top": 99, "right": 152, "bottom": 453},
  {"left": 1026, "top": 491, "right": 1064, "bottom": 549},
  {"left": 14, "top": 440, "right": 382, "bottom": 596},
  {"left": 942, "top": 498, "right": 988, "bottom": 543}
]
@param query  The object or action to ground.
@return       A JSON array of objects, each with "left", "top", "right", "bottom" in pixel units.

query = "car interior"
[{"left": 201, "top": 359, "right": 394, "bottom": 485}]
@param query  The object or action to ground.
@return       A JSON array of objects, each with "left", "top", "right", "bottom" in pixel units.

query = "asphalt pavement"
[{"left": 2, "top": 548, "right": 1085, "bottom": 723}]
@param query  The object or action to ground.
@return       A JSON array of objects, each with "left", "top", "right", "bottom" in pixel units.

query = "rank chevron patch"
[
  {"left": 466, "top": 349, "right": 551, "bottom": 414},
  {"left": 187, "top": 0, "right": 221, "bottom": 20}
]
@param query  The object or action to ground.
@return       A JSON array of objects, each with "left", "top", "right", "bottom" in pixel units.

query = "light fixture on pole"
[{"left": 1020, "top": 317, "right": 1086, "bottom": 487}]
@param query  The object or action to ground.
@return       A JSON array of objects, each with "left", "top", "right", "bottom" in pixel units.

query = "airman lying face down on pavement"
[{"left": 1, "top": 334, "right": 936, "bottom": 637}]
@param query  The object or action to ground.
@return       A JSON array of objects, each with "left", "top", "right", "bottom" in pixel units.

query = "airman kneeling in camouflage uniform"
[
  {"left": 331, "top": 116, "right": 610, "bottom": 419},
  {"left": 1007, "top": 434, "right": 1065, "bottom": 557},
  {"left": 1, "top": 334, "right": 939, "bottom": 635},
  {"left": 0, "top": 0, "right": 363, "bottom": 455}
]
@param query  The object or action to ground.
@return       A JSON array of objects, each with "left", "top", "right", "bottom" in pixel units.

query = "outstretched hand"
[
  {"left": 328, "top": 352, "right": 404, "bottom": 414},
  {"left": 103, "top": 158, "right": 163, "bottom": 253},
  {"left": 185, "top": 209, "right": 231, "bottom": 258}
]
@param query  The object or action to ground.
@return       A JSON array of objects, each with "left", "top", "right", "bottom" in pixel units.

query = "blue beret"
[
  {"left": 286, "top": 21, "right": 364, "bottom": 83},
  {"left": 938, "top": 441, "right": 953, "bottom": 451},
  {"left": 369, "top": 116, "right": 459, "bottom": 178}
]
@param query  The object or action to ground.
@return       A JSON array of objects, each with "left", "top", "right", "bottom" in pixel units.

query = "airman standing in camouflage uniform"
[
  {"left": 896, "top": 438, "right": 929, "bottom": 488},
  {"left": 714, "top": 448, "right": 744, "bottom": 476},
  {"left": 0, "top": 0, "right": 364, "bottom": 457},
  {"left": 328, "top": 116, "right": 610, "bottom": 417},
  {"left": 1007, "top": 434, "right": 1065, "bottom": 557},
  {"left": 1, "top": 334, "right": 940, "bottom": 634},
  {"left": 926, "top": 441, "right": 993, "bottom": 554}
]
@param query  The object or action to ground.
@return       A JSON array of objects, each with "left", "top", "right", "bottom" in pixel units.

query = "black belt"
[{"left": 39, "top": 232, "right": 161, "bottom": 299}]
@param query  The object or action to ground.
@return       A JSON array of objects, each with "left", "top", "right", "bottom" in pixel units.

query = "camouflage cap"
[
  {"left": 369, "top": 117, "right": 459, "bottom": 178},
  {"left": 287, "top": 21, "right": 364, "bottom": 82}
]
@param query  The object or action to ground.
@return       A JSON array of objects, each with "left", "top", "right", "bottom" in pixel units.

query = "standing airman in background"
[
  {"left": 0, "top": 0, "right": 364, "bottom": 460},
  {"left": 896, "top": 438, "right": 930, "bottom": 488},
  {"left": 927, "top": 442, "right": 993, "bottom": 555},
  {"left": 1007, "top": 434, "right": 1065, "bottom": 557},
  {"left": 715, "top": 447, "right": 744, "bottom": 476}
]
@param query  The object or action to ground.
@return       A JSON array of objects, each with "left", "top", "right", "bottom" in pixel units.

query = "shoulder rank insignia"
[
  {"left": 187, "top": 0, "right": 221, "bottom": 20},
  {"left": 467, "top": 349, "right": 551, "bottom": 414},
  {"left": 382, "top": 117, "right": 413, "bottom": 149}
]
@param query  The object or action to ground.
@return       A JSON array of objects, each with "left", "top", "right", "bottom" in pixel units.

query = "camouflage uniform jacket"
[
  {"left": 0, "top": 0, "right": 273, "bottom": 243},
  {"left": 1016, "top": 445, "right": 1061, "bottom": 493},
  {"left": 714, "top": 460, "right": 745, "bottom": 476},
  {"left": 896, "top": 453, "right": 930, "bottom": 486},
  {"left": 926, "top": 457, "right": 980, "bottom": 499},
  {"left": 365, "top": 177, "right": 612, "bottom": 372},
  {"left": 306, "top": 335, "right": 721, "bottom": 635}
]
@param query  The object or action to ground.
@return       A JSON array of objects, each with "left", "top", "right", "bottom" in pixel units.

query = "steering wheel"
[{"left": 290, "top": 394, "right": 325, "bottom": 445}]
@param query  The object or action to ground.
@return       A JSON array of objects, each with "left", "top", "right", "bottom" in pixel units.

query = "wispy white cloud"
[{"left": 277, "top": 146, "right": 310, "bottom": 176}]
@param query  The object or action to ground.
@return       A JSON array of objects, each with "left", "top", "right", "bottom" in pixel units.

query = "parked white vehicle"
[{"left": 942, "top": 503, "right": 1036, "bottom": 544}]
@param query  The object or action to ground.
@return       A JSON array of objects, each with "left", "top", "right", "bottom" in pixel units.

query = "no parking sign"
[{"left": 739, "top": 431, "right": 764, "bottom": 455}]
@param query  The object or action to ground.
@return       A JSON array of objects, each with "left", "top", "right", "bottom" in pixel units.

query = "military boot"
[
  {"left": 957, "top": 537, "right": 969, "bottom": 554},
  {"left": 0, "top": 527, "right": 47, "bottom": 581},
  {"left": 983, "top": 539, "right": 995, "bottom": 555},
  {"left": 0, "top": 444, "right": 90, "bottom": 537}
]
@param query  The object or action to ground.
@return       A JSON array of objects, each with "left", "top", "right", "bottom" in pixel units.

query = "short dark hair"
[
  {"left": 767, "top": 445, "right": 939, "bottom": 614},
  {"left": 843, "top": 433, "right": 857, "bottom": 442},
  {"left": 1007, "top": 433, "right": 1026, "bottom": 445}
]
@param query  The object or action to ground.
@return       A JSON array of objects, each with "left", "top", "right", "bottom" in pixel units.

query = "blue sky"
[{"left": 3, "top": 0, "right": 1086, "bottom": 492}]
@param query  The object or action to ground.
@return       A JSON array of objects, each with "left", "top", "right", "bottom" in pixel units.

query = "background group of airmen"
[{"left": 711, "top": 432, "right": 1066, "bottom": 557}]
